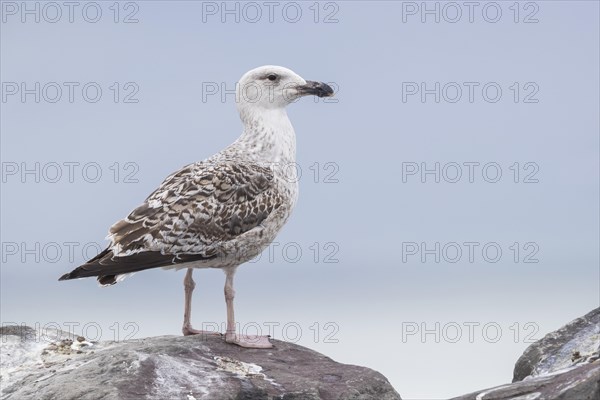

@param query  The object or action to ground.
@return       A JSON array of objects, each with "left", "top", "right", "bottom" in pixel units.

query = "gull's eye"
[{"left": 267, "top": 74, "right": 277, "bottom": 81}]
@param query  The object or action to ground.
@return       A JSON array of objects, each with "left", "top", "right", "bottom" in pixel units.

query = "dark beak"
[{"left": 297, "top": 81, "right": 334, "bottom": 98}]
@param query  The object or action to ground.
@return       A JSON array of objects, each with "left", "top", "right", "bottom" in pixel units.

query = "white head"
[{"left": 236, "top": 65, "right": 333, "bottom": 113}]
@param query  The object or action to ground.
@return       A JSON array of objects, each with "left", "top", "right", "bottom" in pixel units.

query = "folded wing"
[{"left": 59, "top": 161, "right": 282, "bottom": 285}]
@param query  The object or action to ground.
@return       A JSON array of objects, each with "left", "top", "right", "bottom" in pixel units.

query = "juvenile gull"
[{"left": 59, "top": 66, "right": 334, "bottom": 348}]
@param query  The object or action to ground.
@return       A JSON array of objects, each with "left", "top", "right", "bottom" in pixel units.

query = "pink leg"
[
  {"left": 223, "top": 267, "right": 272, "bottom": 348},
  {"left": 182, "top": 268, "right": 220, "bottom": 337}
]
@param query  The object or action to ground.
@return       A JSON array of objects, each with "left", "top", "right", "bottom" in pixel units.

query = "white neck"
[{"left": 232, "top": 107, "right": 297, "bottom": 166}]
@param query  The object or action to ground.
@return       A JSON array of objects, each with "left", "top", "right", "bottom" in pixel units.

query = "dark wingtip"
[{"left": 58, "top": 272, "right": 72, "bottom": 281}]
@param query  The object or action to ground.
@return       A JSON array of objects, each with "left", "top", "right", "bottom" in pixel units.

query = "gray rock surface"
[
  {"left": 450, "top": 361, "right": 599, "bottom": 400},
  {"left": 513, "top": 307, "right": 600, "bottom": 382},
  {"left": 0, "top": 325, "right": 401, "bottom": 400},
  {"left": 450, "top": 307, "right": 600, "bottom": 400}
]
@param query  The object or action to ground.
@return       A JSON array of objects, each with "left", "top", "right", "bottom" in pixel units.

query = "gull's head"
[{"left": 236, "top": 65, "right": 334, "bottom": 112}]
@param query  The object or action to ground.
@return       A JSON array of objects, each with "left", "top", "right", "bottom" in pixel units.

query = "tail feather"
[
  {"left": 58, "top": 248, "right": 216, "bottom": 285},
  {"left": 58, "top": 247, "right": 112, "bottom": 281}
]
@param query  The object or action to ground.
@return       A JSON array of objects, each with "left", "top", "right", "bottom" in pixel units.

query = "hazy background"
[{"left": 1, "top": 1, "right": 598, "bottom": 398}]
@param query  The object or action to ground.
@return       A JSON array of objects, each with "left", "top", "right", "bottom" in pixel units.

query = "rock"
[
  {"left": 0, "top": 324, "right": 85, "bottom": 393},
  {"left": 513, "top": 307, "right": 600, "bottom": 381},
  {"left": 450, "top": 307, "right": 600, "bottom": 400},
  {"left": 0, "top": 326, "right": 401, "bottom": 400},
  {"left": 450, "top": 361, "right": 599, "bottom": 400}
]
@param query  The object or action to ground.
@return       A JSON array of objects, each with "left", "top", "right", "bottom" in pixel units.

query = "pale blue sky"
[{"left": 1, "top": 1, "right": 599, "bottom": 398}]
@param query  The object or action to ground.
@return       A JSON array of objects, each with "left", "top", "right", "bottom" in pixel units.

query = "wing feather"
[{"left": 59, "top": 160, "right": 282, "bottom": 284}]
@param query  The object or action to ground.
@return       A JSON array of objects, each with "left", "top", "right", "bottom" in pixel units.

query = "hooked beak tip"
[{"left": 298, "top": 81, "right": 334, "bottom": 98}]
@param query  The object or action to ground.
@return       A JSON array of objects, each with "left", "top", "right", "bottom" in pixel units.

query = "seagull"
[{"left": 59, "top": 66, "right": 334, "bottom": 348}]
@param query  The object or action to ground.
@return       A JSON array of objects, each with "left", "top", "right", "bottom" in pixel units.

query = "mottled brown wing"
[
  {"left": 59, "top": 161, "right": 282, "bottom": 284},
  {"left": 115, "top": 161, "right": 281, "bottom": 252}
]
